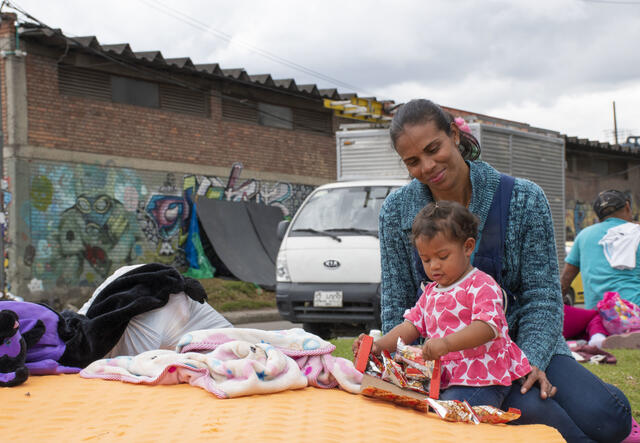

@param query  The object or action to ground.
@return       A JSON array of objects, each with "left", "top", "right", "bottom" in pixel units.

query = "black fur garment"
[{"left": 58, "top": 263, "right": 208, "bottom": 368}]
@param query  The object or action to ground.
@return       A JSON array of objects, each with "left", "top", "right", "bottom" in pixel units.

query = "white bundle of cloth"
[{"left": 598, "top": 222, "right": 640, "bottom": 270}]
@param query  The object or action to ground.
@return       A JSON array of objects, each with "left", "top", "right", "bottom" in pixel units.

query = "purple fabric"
[
  {"left": 1, "top": 326, "right": 22, "bottom": 358},
  {"left": 0, "top": 372, "right": 17, "bottom": 383},
  {"left": 27, "top": 359, "right": 80, "bottom": 375},
  {"left": 0, "top": 301, "right": 76, "bottom": 375},
  {"left": 0, "top": 301, "right": 66, "bottom": 363}
]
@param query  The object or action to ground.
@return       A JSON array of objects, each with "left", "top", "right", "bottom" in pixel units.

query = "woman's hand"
[
  {"left": 520, "top": 365, "right": 557, "bottom": 399},
  {"left": 352, "top": 333, "right": 380, "bottom": 357},
  {"left": 422, "top": 337, "right": 449, "bottom": 361}
]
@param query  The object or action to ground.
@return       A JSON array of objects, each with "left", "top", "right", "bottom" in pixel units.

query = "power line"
[{"left": 135, "top": 0, "right": 374, "bottom": 96}]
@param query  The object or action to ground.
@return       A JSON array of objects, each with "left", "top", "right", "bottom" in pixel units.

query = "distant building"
[
  {"left": 0, "top": 13, "right": 367, "bottom": 303},
  {"left": 564, "top": 137, "right": 640, "bottom": 240}
]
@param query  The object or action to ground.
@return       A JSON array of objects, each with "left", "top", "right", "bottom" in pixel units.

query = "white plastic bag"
[{"left": 79, "top": 264, "right": 232, "bottom": 357}]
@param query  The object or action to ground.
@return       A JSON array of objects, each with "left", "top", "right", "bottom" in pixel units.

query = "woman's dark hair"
[
  {"left": 390, "top": 99, "right": 481, "bottom": 161},
  {"left": 411, "top": 200, "right": 479, "bottom": 246}
]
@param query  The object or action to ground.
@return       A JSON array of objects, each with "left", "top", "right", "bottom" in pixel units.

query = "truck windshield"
[{"left": 290, "top": 186, "right": 396, "bottom": 235}]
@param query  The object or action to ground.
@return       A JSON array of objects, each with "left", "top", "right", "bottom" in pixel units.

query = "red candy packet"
[
  {"left": 426, "top": 398, "right": 480, "bottom": 424},
  {"left": 472, "top": 405, "right": 522, "bottom": 424},
  {"left": 381, "top": 350, "right": 409, "bottom": 388}
]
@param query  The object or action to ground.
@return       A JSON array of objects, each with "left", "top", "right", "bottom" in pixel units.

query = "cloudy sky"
[{"left": 6, "top": 0, "right": 640, "bottom": 142}]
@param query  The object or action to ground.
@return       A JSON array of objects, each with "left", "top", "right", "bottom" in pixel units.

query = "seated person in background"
[{"left": 561, "top": 190, "right": 640, "bottom": 347}]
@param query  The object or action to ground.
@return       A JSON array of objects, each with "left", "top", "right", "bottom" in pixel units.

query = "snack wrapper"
[
  {"left": 472, "top": 405, "right": 521, "bottom": 424},
  {"left": 395, "top": 338, "right": 434, "bottom": 378},
  {"left": 366, "top": 353, "right": 384, "bottom": 376},
  {"left": 361, "top": 386, "right": 429, "bottom": 413},
  {"left": 381, "top": 350, "right": 409, "bottom": 388},
  {"left": 426, "top": 398, "right": 480, "bottom": 424}
]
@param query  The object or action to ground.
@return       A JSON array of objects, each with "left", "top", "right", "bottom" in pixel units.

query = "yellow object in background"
[{"left": 564, "top": 241, "right": 585, "bottom": 305}]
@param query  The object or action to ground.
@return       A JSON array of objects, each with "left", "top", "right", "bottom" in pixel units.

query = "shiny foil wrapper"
[
  {"left": 472, "top": 405, "right": 522, "bottom": 424},
  {"left": 395, "top": 338, "right": 435, "bottom": 379},
  {"left": 426, "top": 398, "right": 480, "bottom": 424},
  {"left": 381, "top": 350, "right": 409, "bottom": 388}
]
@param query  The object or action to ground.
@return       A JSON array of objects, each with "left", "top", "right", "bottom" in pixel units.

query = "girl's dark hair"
[
  {"left": 390, "top": 99, "right": 481, "bottom": 161},
  {"left": 411, "top": 201, "right": 479, "bottom": 246}
]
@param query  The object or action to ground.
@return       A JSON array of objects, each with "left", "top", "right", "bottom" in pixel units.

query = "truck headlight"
[{"left": 276, "top": 253, "right": 291, "bottom": 282}]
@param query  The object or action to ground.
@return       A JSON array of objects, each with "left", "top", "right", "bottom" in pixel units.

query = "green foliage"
[{"left": 329, "top": 338, "right": 640, "bottom": 420}]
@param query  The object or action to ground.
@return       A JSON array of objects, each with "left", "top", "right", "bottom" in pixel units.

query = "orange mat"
[{"left": 1, "top": 374, "right": 563, "bottom": 442}]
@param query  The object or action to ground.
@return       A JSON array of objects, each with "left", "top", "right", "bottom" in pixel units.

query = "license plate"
[{"left": 313, "top": 290, "right": 343, "bottom": 307}]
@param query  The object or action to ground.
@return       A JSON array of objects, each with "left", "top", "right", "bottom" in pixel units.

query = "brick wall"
[{"left": 24, "top": 52, "right": 336, "bottom": 180}]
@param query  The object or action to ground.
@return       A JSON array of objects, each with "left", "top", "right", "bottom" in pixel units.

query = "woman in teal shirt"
[{"left": 379, "top": 99, "right": 632, "bottom": 442}]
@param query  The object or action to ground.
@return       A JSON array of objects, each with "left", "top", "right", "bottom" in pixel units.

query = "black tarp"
[{"left": 196, "top": 199, "right": 283, "bottom": 289}]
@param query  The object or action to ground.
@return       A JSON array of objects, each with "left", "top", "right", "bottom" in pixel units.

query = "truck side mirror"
[{"left": 277, "top": 220, "right": 290, "bottom": 240}]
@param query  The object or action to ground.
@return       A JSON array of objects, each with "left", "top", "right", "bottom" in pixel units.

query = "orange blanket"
[{"left": 1, "top": 374, "right": 563, "bottom": 441}]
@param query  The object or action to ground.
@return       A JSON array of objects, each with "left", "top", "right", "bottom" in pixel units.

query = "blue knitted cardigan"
[{"left": 379, "top": 160, "right": 571, "bottom": 370}]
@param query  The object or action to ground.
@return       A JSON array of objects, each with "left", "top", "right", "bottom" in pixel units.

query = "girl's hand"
[
  {"left": 352, "top": 333, "right": 380, "bottom": 357},
  {"left": 422, "top": 337, "right": 449, "bottom": 361},
  {"left": 520, "top": 366, "right": 557, "bottom": 399}
]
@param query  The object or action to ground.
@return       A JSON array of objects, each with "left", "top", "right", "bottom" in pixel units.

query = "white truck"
[{"left": 275, "top": 122, "right": 565, "bottom": 337}]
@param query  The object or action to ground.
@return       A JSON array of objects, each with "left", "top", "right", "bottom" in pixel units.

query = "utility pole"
[{"left": 613, "top": 100, "right": 619, "bottom": 146}]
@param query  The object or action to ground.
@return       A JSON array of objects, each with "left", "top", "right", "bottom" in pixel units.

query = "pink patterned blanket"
[{"left": 80, "top": 328, "right": 362, "bottom": 398}]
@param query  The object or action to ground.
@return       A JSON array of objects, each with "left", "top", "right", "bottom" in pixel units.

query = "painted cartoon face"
[
  {"left": 415, "top": 232, "right": 474, "bottom": 287},
  {"left": 394, "top": 121, "right": 468, "bottom": 195}
]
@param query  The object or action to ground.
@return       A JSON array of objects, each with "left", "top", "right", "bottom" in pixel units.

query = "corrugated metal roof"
[
  {"left": 564, "top": 136, "right": 640, "bottom": 156},
  {"left": 17, "top": 22, "right": 361, "bottom": 101}
]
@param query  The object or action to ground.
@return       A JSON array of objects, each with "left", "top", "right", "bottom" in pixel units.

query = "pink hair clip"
[{"left": 454, "top": 117, "right": 471, "bottom": 135}]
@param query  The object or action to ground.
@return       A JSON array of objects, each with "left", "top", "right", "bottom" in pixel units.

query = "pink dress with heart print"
[{"left": 403, "top": 268, "right": 531, "bottom": 388}]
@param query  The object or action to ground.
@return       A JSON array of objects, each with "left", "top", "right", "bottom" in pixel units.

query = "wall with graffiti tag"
[
  {"left": 189, "top": 162, "right": 314, "bottom": 218},
  {"left": 16, "top": 160, "right": 314, "bottom": 301},
  {"left": 24, "top": 161, "right": 190, "bottom": 294}
]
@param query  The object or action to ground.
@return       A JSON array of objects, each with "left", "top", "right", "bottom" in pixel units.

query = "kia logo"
[{"left": 323, "top": 260, "right": 340, "bottom": 269}]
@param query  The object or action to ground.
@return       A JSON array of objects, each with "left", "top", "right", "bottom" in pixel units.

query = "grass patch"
[
  {"left": 330, "top": 337, "right": 640, "bottom": 419},
  {"left": 331, "top": 337, "right": 354, "bottom": 359},
  {"left": 198, "top": 278, "right": 275, "bottom": 312}
]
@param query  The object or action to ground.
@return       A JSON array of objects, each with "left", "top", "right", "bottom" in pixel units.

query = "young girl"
[{"left": 353, "top": 201, "right": 531, "bottom": 407}]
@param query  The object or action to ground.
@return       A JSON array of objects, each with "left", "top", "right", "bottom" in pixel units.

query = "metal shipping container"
[
  {"left": 470, "top": 123, "right": 566, "bottom": 265},
  {"left": 336, "top": 122, "right": 566, "bottom": 266}
]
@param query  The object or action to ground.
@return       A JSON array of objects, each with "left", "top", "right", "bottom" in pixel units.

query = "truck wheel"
[
  {"left": 303, "top": 322, "right": 332, "bottom": 340},
  {"left": 563, "top": 288, "right": 575, "bottom": 306}
]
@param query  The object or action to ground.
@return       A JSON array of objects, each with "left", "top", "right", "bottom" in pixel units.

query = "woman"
[{"left": 379, "top": 99, "right": 632, "bottom": 442}]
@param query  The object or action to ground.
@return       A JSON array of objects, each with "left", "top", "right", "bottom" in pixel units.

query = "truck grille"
[{"left": 289, "top": 301, "right": 375, "bottom": 322}]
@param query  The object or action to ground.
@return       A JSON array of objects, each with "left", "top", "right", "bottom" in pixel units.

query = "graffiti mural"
[
  {"left": 144, "top": 194, "right": 189, "bottom": 256},
  {"left": 20, "top": 160, "right": 314, "bottom": 295},
  {"left": 56, "top": 193, "right": 139, "bottom": 278},
  {"left": 27, "top": 164, "right": 187, "bottom": 289},
  {"left": 192, "top": 162, "right": 314, "bottom": 217}
]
